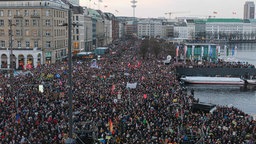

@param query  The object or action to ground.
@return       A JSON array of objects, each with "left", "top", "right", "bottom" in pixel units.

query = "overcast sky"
[{"left": 80, "top": 0, "right": 250, "bottom": 19}]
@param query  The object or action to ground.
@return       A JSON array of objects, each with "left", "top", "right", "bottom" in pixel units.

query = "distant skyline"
[{"left": 80, "top": 0, "right": 253, "bottom": 19}]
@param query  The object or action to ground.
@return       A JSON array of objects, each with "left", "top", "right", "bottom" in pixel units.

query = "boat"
[
  {"left": 180, "top": 76, "right": 245, "bottom": 85},
  {"left": 246, "top": 79, "right": 256, "bottom": 85}
]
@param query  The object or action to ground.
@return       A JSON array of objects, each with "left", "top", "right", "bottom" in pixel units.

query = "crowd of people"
[{"left": 0, "top": 39, "right": 256, "bottom": 144}]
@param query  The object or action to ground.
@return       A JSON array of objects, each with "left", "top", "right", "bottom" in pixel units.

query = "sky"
[{"left": 80, "top": 0, "right": 250, "bottom": 19}]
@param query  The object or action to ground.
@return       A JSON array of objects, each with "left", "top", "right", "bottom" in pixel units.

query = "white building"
[
  {"left": 173, "top": 19, "right": 195, "bottom": 40},
  {"left": 137, "top": 19, "right": 164, "bottom": 38}
]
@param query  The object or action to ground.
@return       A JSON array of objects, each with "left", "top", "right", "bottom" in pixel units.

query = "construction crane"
[{"left": 165, "top": 11, "right": 190, "bottom": 19}]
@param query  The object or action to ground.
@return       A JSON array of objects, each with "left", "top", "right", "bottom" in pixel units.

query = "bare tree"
[
  {"left": 140, "top": 38, "right": 149, "bottom": 59},
  {"left": 150, "top": 38, "right": 161, "bottom": 58}
]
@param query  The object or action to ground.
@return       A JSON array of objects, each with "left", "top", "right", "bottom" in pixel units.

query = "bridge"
[{"left": 175, "top": 67, "right": 256, "bottom": 78}]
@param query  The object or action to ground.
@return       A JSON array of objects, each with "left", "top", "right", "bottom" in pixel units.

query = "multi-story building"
[
  {"left": 0, "top": 0, "right": 69, "bottom": 69},
  {"left": 244, "top": 1, "right": 255, "bottom": 19},
  {"left": 205, "top": 18, "right": 245, "bottom": 40},
  {"left": 105, "top": 13, "right": 119, "bottom": 44},
  {"left": 64, "top": 2, "right": 94, "bottom": 53},
  {"left": 173, "top": 20, "right": 195, "bottom": 40},
  {"left": 83, "top": 7, "right": 93, "bottom": 52},
  {"left": 137, "top": 18, "right": 164, "bottom": 38}
]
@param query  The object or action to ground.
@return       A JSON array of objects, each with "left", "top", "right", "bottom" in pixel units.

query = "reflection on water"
[{"left": 186, "top": 84, "right": 256, "bottom": 115}]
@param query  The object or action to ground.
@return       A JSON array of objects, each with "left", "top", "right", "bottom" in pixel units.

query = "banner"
[
  {"left": 90, "top": 59, "right": 99, "bottom": 68},
  {"left": 126, "top": 82, "right": 137, "bottom": 89}
]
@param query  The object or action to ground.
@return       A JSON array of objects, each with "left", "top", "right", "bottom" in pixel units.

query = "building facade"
[
  {"left": 137, "top": 19, "right": 164, "bottom": 38},
  {"left": 244, "top": 1, "right": 255, "bottom": 19},
  {"left": 0, "top": 0, "right": 69, "bottom": 69}
]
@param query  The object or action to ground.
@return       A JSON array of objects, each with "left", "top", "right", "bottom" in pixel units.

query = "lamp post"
[
  {"left": 66, "top": 7, "right": 75, "bottom": 144},
  {"left": 60, "top": 6, "right": 82, "bottom": 144},
  {"left": 8, "top": 19, "right": 16, "bottom": 102}
]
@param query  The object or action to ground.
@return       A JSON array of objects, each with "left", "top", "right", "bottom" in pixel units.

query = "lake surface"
[
  {"left": 229, "top": 42, "right": 256, "bottom": 66},
  {"left": 186, "top": 84, "right": 256, "bottom": 115}
]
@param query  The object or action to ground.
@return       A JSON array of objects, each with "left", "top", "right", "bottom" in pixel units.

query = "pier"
[{"left": 176, "top": 67, "right": 256, "bottom": 77}]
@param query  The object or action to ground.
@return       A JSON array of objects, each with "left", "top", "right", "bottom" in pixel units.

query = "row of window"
[
  {"left": 0, "top": 9, "right": 52, "bottom": 17},
  {"left": 0, "top": 19, "right": 51, "bottom": 26},
  {"left": 0, "top": 29, "right": 67, "bottom": 38},
  {"left": 0, "top": 9, "right": 66, "bottom": 17},
  {"left": 0, "top": 40, "right": 51, "bottom": 48}
]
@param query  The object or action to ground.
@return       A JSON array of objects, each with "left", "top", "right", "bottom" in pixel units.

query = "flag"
[
  {"left": 175, "top": 109, "right": 179, "bottom": 118},
  {"left": 111, "top": 84, "right": 116, "bottom": 94},
  {"left": 16, "top": 114, "right": 20, "bottom": 124},
  {"left": 109, "top": 119, "right": 113, "bottom": 133},
  {"left": 104, "top": 5, "right": 108, "bottom": 8},
  {"left": 176, "top": 45, "right": 179, "bottom": 57},
  {"left": 209, "top": 46, "right": 213, "bottom": 57},
  {"left": 143, "top": 94, "right": 147, "bottom": 99},
  {"left": 115, "top": 10, "right": 119, "bottom": 13},
  {"left": 232, "top": 47, "right": 235, "bottom": 56},
  {"left": 213, "top": 11, "right": 218, "bottom": 14},
  {"left": 201, "top": 46, "right": 204, "bottom": 58},
  {"left": 184, "top": 45, "right": 187, "bottom": 57},
  {"left": 98, "top": 0, "right": 103, "bottom": 2},
  {"left": 90, "top": 59, "right": 99, "bottom": 68},
  {"left": 232, "top": 12, "right": 236, "bottom": 15}
]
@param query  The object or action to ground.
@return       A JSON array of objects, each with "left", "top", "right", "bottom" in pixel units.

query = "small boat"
[
  {"left": 180, "top": 76, "right": 245, "bottom": 85},
  {"left": 246, "top": 79, "right": 256, "bottom": 85}
]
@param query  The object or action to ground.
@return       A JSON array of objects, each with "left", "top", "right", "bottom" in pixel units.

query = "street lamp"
[
  {"left": 59, "top": 6, "right": 82, "bottom": 144},
  {"left": 8, "top": 19, "right": 16, "bottom": 102}
]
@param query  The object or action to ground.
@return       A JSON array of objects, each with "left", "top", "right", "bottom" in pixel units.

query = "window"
[
  {"left": 76, "top": 35, "right": 79, "bottom": 40},
  {"left": 17, "top": 41, "right": 21, "bottom": 48},
  {"left": 0, "top": 29, "right": 4, "bottom": 36},
  {"left": 0, "top": 10, "right": 3, "bottom": 17},
  {"left": 46, "top": 30, "right": 51, "bottom": 36},
  {"left": 76, "top": 16, "right": 79, "bottom": 21},
  {"left": 25, "top": 19, "right": 29, "bottom": 26},
  {"left": 33, "top": 10, "right": 38, "bottom": 16},
  {"left": 32, "top": 30, "right": 37, "bottom": 37},
  {"left": 0, "top": 40, "right": 5, "bottom": 48},
  {"left": 76, "top": 29, "right": 79, "bottom": 34},
  {"left": 25, "top": 30, "right": 29, "bottom": 36},
  {"left": 16, "top": 19, "right": 20, "bottom": 26},
  {"left": 46, "top": 41, "right": 51, "bottom": 48},
  {"left": 0, "top": 20, "right": 4, "bottom": 26},
  {"left": 32, "top": 19, "right": 38, "bottom": 26},
  {"left": 45, "top": 19, "right": 50, "bottom": 26},
  {"left": 16, "top": 30, "right": 21, "bottom": 36},
  {"left": 26, "top": 41, "right": 30, "bottom": 48},
  {"left": 16, "top": 10, "right": 20, "bottom": 16},
  {"left": 8, "top": 10, "right": 12, "bottom": 17},
  {"left": 46, "top": 10, "right": 50, "bottom": 16},
  {"left": 34, "top": 40, "right": 38, "bottom": 48},
  {"left": 24, "top": 10, "right": 29, "bottom": 16}
]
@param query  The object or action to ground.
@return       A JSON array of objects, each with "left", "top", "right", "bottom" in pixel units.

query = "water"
[
  {"left": 185, "top": 84, "right": 256, "bottom": 115},
  {"left": 229, "top": 43, "right": 256, "bottom": 66},
  {"left": 184, "top": 43, "right": 256, "bottom": 115}
]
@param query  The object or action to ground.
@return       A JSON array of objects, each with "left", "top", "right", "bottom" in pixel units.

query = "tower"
[
  {"left": 244, "top": 1, "right": 255, "bottom": 19},
  {"left": 131, "top": 0, "right": 137, "bottom": 35}
]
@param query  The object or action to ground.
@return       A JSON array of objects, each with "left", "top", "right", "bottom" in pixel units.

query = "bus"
[{"left": 72, "top": 52, "right": 96, "bottom": 61}]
